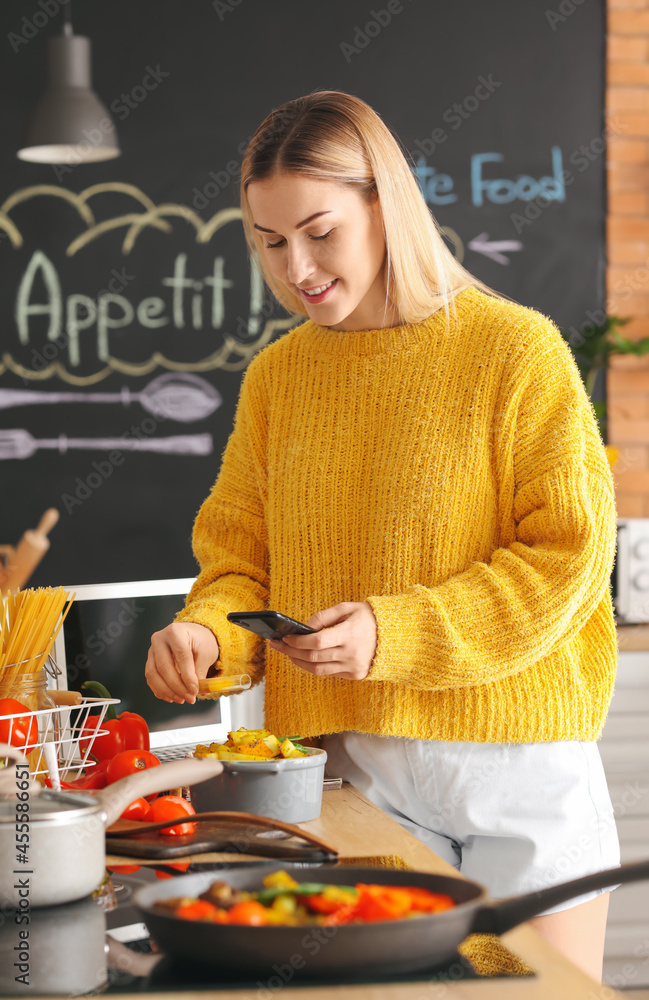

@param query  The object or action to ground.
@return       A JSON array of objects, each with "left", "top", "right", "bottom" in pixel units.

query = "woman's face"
[{"left": 247, "top": 172, "right": 400, "bottom": 331}]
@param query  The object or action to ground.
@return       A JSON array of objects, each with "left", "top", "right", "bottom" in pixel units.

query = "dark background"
[{"left": 0, "top": 0, "right": 607, "bottom": 586}]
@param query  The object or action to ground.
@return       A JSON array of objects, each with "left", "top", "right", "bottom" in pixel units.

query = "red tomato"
[
  {"left": 0, "top": 699, "right": 37, "bottom": 751},
  {"left": 107, "top": 864, "right": 141, "bottom": 874},
  {"left": 155, "top": 861, "right": 191, "bottom": 880},
  {"left": 105, "top": 749, "right": 161, "bottom": 798},
  {"left": 119, "top": 797, "right": 151, "bottom": 821},
  {"left": 147, "top": 794, "right": 197, "bottom": 835},
  {"left": 227, "top": 901, "right": 268, "bottom": 926},
  {"left": 175, "top": 899, "right": 225, "bottom": 922}
]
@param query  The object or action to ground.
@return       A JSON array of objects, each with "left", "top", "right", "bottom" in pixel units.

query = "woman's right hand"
[{"left": 145, "top": 622, "right": 219, "bottom": 705}]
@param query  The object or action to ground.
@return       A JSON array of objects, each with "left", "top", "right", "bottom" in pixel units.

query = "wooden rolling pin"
[
  {"left": 0, "top": 509, "right": 60, "bottom": 595},
  {"left": 48, "top": 690, "right": 83, "bottom": 706}
]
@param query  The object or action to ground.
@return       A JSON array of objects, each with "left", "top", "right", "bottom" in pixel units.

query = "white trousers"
[{"left": 321, "top": 732, "right": 621, "bottom": 916}]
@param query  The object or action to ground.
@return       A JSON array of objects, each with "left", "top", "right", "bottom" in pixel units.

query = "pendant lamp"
[{"left": 17, "top": 9, "right": 120, "bottom": 165}]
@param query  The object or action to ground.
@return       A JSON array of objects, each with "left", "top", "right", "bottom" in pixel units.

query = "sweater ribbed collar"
[{"left": 294, "top": 286, "right": 480, "bottom": 356}]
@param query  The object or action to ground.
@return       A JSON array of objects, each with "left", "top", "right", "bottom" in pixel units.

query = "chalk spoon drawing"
[
  {"left": 0, "top": 430, "right": 213, "bottom": 460},
  {"left": 0, "top": 373, "right": 221, "bottom": 423}
]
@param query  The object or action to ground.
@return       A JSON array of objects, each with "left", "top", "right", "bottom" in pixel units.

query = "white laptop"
[{"left": 51, "top": 578, "right": 233, "bottom": 760}]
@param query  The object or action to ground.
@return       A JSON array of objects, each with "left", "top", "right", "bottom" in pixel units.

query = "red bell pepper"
[
  {"left": 353, "top": 884, "right": 413, "bottom": 923},
  {"left": 321, "top": 902, "right": 362, "bottom": 926},
  {"left": 303, "top": 894, "right": 346, "bottom": 915},
  {"left": 403, "top": 887, "right": 456, "bottom": 914},
  {"left": 80, "top": 681, "right": 149, "bottom": 761},
  {"left": 45, "top": 760, "right": 110, "bottom": 791}
]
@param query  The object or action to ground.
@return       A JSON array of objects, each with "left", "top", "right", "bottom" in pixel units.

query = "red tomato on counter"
[
  {"left": 0, "top": 699, "right": 37, "bottom": 751},
  {"left": 155, "top": 861, "right": 191, "bottom": 879},
  {"left": 105, "top": 749, "right": 161, "bottom": 800},
  {"left": 105, "top": 749, "right": 161, "bottom": 783},
  {"left": 146, "top": 794, "right": 197, "bottom": 835},
  {"left": 119, "top": 797, "right": 151, "bottom": 821}
]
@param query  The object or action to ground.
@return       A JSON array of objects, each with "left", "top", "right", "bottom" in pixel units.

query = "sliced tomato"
[
  {"left": 155, "top": 861, "right": 191, "bottom": 879},
  {"left": 175, "top": 899, "right": 225, "bottom": 921},
  {"left": 226, "top": 901, "right": 269, "bottom": 926},
  {"left": 146, "top": 794, "right": 197, "bottom": 835},
  {"left": 119, "top": 797, "right": 151, "bottom": 821},
  {"left": 107, "top": 864, "right": 141, "bottom": 874}
]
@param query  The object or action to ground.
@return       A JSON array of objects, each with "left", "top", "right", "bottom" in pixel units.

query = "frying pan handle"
[{"left": 471, "top": 859, "right": 649, "bottom": 936}]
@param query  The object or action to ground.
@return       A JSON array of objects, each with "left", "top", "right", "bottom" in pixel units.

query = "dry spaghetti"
[{"left": 0, "top": 587, "right": 74, "bottom": 682}]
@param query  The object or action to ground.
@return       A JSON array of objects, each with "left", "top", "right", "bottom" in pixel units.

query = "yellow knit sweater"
[{"left": 176, "top": 286, "right": 617, "bottom": 743}]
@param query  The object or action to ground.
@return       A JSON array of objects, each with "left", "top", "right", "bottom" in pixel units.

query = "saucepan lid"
[{"left": 0, "top": 787, "right": 99, "bottom": 823}]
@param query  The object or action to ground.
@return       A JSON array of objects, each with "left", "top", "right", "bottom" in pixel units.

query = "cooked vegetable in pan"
[
  {"left": 154, "top": 869, "right": 456, "bottom": 926},
  {"left": 194, "top": 728, "right": 309, "bottom": 761}
]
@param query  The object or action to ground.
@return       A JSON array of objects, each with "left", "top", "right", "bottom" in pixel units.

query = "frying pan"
[{"left": 134, "top": 859, "right": 649, "bottom": 977}]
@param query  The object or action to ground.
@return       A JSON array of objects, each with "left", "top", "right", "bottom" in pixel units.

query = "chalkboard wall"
[{"left": 0, "top": 0, "right": 606, "bottom": 586}]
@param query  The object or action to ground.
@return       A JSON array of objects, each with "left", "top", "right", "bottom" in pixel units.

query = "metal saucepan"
[
  {"left": 134, "top": 859, "right": 649, "bottom": 977},
  {"left": 0, "top": 743, "right": 223, "bottom": 907},
  {"left": 0, "top": 895, "right": 108, "bottom": 995}
]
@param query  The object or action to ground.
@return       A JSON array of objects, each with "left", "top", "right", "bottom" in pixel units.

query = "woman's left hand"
[{"left": 268, "top": 602, "right": 377, "bottom": 680}]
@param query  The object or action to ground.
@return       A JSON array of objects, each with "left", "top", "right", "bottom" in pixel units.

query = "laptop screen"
[{"left": 52, "top": 579, "right": 231, "bottom": 749}]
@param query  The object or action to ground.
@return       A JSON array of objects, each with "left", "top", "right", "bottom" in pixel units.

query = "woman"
[{"left": 146, "top": 90, "right": 619, "bottom": 980}]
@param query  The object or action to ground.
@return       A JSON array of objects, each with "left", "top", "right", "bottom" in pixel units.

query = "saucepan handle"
[
  {"left": 471, "top": 859, "right": 649, "bottom": 936},
  {"left": 0, "top": 743, "right": 41, "bottom": 798},
  {"left": 97, "top": 757, "right": 224, "bottom": 828}
]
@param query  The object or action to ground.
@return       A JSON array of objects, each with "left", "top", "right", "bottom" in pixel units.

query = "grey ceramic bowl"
[{"left": 189, "top": 747, "right": 327, "bottom": 823}]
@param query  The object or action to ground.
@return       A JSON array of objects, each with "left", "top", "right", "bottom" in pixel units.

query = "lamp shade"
[{"left": 17, "top": 34, "right": 120, "bottom": 164}]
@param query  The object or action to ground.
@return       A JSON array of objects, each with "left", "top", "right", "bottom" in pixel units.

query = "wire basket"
[{"left": 0, "top": 696, "right": 120, "bottom": 779}]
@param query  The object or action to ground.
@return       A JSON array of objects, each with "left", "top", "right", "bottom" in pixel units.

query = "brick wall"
[{"left": 607, "top": 1, "right": 649, "bottom": 516}]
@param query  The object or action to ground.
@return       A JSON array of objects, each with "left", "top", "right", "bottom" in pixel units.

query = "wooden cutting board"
[{"left": 106, "top": 810, "right": 339, "bottom": 862}]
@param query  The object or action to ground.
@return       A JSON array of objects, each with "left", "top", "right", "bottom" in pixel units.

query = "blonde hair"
[{"left": 240, "top": 90, "right": 516, "bottom": 327}]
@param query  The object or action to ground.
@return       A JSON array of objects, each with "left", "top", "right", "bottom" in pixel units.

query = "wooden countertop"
[
  {"left": 618, "top": 622, "right": 649, "bottom": 651},
  {"left": 106, "top": 784, "right": 627, "bottom": 999}
]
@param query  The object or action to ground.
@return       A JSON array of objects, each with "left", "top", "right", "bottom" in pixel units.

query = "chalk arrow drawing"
[{"left": 467, "top": 233, "right": 523, "bottom": 266}]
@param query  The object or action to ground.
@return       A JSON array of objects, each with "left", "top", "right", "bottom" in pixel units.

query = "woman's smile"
[{"left": 298, "top": 278, "right": 339, "bottom": 303}]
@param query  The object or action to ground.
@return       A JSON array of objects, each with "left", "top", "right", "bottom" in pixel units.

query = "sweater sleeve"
[
  {"left": 364, "top": 317, "right": 617, "bottom": 691},
  {"left": 174, "top": 357, "right": 269, "bottom": 683}
]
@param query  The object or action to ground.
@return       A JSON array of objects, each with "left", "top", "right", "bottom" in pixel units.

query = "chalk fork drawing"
[
  {"left": 0, "top": 429, "right": 213, "bottom": 460},
  {"left": 0, "top": 374, "right": 222, "bottom": 423}
]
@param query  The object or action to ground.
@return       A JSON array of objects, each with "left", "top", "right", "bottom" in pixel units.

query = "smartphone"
[{"left": 227, "top": 611, "right": 315, "bottom": 640}]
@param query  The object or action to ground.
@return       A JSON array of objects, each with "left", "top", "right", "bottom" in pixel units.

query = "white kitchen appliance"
[
  {"left": 51, "top": 577, "right": 233, "bottom": 758},
  {"left": 614, "top": 518, "right": 649, "bottom": 624}
]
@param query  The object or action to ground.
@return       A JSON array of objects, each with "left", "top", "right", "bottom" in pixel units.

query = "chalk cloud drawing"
[{"left": 0, "top": 182, "right": 298, "bottom": 385}]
